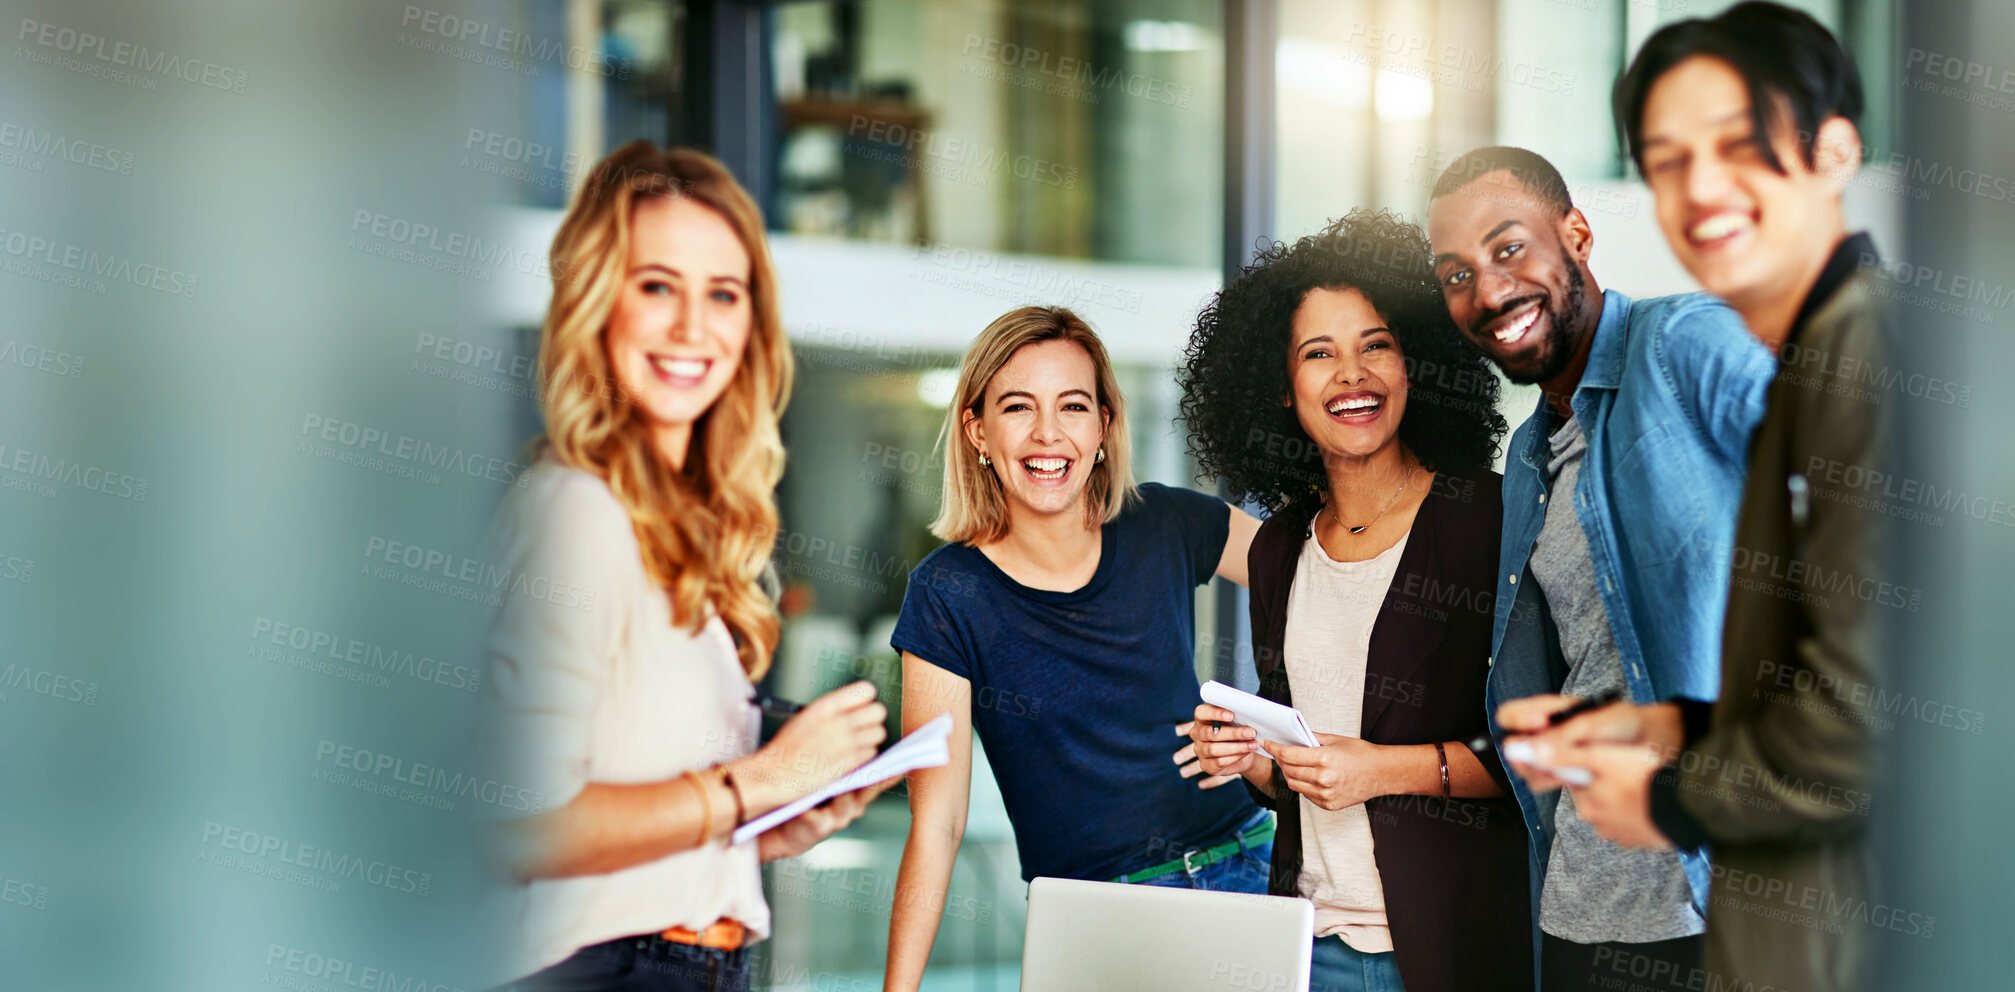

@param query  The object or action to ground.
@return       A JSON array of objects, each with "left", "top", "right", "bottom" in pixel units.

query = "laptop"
[{"left": 1019, "top": 877, "right": 1314, "bottom": 992}]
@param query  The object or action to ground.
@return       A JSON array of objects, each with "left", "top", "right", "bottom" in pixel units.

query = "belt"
[
  {"left": 1108, "top": 815, "right": 1275, "bottom": 885},
  {"left": 660, "top": 918, "right": 748, "bottom": 951}
]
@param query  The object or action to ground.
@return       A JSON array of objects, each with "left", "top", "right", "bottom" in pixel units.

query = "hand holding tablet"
[{"left": 1198, "top": 680, "right": 1320, "bottom": 748}]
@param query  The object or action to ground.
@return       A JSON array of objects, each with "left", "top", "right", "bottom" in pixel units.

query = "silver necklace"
[{"left": 1325, "top": 473, "right": 1410, "bottom": 536}]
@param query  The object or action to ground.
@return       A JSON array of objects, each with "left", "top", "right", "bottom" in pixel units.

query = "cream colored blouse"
[{"left": 485, "top": 458, "right": 768, "bottom": 980}]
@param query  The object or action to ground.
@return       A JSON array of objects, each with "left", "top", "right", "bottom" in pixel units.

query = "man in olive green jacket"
[{"left": 1497, "top": 5, "right": 1895, "bottom": 991}]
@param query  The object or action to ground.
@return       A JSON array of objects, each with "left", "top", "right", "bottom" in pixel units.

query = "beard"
[{"left": 1481, "top": 250, "right": 1589, "bottom": 386}]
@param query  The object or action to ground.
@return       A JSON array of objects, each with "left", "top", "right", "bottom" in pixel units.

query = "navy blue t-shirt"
[{"left": 890, "top": 482, "right": 1255, "bottom": 882}]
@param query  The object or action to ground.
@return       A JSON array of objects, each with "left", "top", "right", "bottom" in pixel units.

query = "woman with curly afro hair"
[{"left": 1180, "top": 209, "right": 1534, "bottom": 992}]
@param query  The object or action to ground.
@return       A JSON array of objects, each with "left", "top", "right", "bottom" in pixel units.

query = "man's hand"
[
  {"left": 1556, "top": 742, "right": 1672, "bottom": 850},
  {"left": 1495, "top": 697, "right": 1683, "bottom": 793}
]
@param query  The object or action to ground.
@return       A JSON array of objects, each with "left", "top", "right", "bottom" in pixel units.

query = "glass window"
[{"left": 770, "top": 0, "right": 1224, "bottom": 267}]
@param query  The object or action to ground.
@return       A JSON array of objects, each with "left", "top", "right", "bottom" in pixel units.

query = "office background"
[{"left": 1, "top": 1, "right": 2006, "bottom": 989}]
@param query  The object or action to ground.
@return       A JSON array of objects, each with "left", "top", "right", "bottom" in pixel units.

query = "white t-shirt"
[
  {"left": 1283, "top": 526, "right": 1410, "bottom": 953},
  {"left": 483, "top": 458, "right": 768, "bottom": 980}
]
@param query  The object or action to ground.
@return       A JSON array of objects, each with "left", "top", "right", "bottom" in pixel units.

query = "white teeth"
[
  {"left": 1326, "top": 397, "right": 1379, "bottom": 416},
  {"left": 1689, "top": 213, "right": 1750, "bottom": 244},
  {"left": 1022, "top": 457, "right": 1068, "bottom": 479},
  {"left": 652, "top": 357, "right": 708, "bottom": 378},
  {"left": 1493, "top": 305, "right": 1539, "bottom": 344}
]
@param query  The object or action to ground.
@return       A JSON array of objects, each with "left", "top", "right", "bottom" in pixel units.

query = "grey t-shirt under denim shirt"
[{"left": 1530, "top": 414, "right": 1704, "bottom": 944}]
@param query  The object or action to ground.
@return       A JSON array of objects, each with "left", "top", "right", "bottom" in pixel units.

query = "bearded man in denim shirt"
[{"left": 1426, "top": 146, "right": 1775, "bottom": 992}]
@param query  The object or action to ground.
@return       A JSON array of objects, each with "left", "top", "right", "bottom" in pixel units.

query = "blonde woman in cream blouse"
[{"left": 486, "top": 142, "right": 894, "bottom": 992}]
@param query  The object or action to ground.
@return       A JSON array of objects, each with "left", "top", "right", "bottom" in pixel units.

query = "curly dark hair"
[{"left": 1179, "top": 208, "right": 1506, "bottom": 512}]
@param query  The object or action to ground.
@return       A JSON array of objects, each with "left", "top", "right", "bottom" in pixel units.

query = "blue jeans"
[
  {"left": 1130, "top": 810, "right": 1273, "bottom": 894},
  {"left": 1309, "top": 934, "right": 1404, "bottom": 992}
]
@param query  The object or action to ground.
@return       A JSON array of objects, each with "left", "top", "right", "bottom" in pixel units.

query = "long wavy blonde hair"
[{"left": 538, "top": 142, "right": 791, "bottom": 680}]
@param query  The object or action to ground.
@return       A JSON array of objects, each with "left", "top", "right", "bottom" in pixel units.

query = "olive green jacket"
[{"left": 1671, "top": 260, "right": 1896, "bottom": 992}]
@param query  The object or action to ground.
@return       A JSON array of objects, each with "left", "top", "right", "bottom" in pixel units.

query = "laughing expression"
[
  {"left": 1288, "top": 287, "right": 1408, "bottom": 462},
  {"left": 1637, "top": 55, "right": 1851, "bottom": 313},
  {"left": 604, "top": 194, "right": 754, "bottom": 468},
  {"left": 1428, "top": 170, "right": 1595, "bottom": 386},
  {"left": 964, "top": 338, "right": 1109, "bottom": 521}
]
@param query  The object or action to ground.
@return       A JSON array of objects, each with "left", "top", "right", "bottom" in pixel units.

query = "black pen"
[
  {"left": 1541, "top": 689, "right": 1627, "bottom": 727},
  {"left": 756, "top": 694, "right": 804, "bottom": 720},
  {"left": 1466, "top": 689, "right": 1628, "bottom": 752}
]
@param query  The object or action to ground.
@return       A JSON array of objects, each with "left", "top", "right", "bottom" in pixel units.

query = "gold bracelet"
[
  {"left": 1435, "top": 741, "right": 1450, "bottom": 800},
  {"left": 681, "top": 768, "right": 714, "bottom": 847}
]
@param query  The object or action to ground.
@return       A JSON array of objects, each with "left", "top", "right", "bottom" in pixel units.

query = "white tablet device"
[{"left": 1199, "top": 680, "right": 1320, "bottom": 748}]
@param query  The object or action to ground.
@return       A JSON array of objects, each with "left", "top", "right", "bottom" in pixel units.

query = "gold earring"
[
  {"left": 1095, "top": 448, "right": 1105, "bottom": 463},
  {"left": 978, "top": 452, "right": 991, "bottom": 466}
]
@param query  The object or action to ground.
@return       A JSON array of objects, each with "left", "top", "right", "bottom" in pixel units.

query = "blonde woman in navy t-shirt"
[{"left": 882, "top": 306, "right": 1270, "bottom": 992}]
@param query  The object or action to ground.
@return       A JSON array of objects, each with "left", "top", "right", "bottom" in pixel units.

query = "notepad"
[
  {"left": 1499, "top": 738, "right": 1593, "bottom": 787},
  {"left": 1199, "top": 680, "right": 1320, "bottom": 748},
  {"left": 731, "top": 712, "right": 954, "bottom": 845}
]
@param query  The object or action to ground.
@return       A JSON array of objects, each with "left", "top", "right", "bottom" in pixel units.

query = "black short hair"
[
  {"left": 1429, "top": 146, "right": 1573, "bottom": 217},
  {"left": 1179, "top": 208, "right": 1506, "bottom": 512},
  {"left": 1614, "top": 0, "right": 1863, "bottom": 176}
]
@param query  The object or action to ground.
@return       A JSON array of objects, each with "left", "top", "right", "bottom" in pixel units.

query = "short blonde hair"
[{"left": 931, "top": 306, "right": 1137, "bottom": 545}]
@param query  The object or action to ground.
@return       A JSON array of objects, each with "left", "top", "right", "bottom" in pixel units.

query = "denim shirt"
[{"left": 1484, "top": 289, "right": 1774, "bottom": 920}]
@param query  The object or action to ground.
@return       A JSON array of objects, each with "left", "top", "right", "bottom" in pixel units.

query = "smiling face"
[
  {"left": 1428, "top": 171, "right": 1596, "bottom": 386},
  {"left": 962, "top": 338, "right": 1109, "bottom": 524},
  {"left": 1287, "top": 287, "right": 1408, "bottom": 462},
  {"left": 1638, "top": 55, "right": 1852, "bottom": 312},
  {"left": 603, "top": 194, "right": 754, "bottom": 469}
]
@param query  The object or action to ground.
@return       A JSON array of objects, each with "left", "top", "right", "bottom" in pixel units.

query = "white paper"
[
  {"left": 1499, "top": 738, "right": 1593, "bottom": 786},
  {"left": 731, "top": 712, "right": 954, "bottom": 845},
  {"left": 1199, "top": 680, "right": 1320, "bottom": 748}
]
